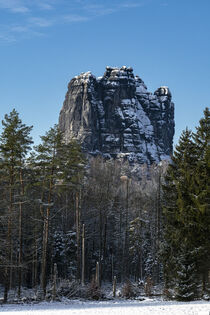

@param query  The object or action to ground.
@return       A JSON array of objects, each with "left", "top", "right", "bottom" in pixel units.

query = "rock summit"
[{"left": 59, "top": 66, "right": 175, "bottom": 164}]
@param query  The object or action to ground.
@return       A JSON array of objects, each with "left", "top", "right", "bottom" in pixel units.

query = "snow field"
[{"left": 1, "top": 300, "right": 209, "bottom": 315}]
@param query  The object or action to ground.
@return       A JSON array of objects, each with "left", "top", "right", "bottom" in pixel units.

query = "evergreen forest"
[{"left": 0, "top": 107, "right": 209, "bottom": 303}]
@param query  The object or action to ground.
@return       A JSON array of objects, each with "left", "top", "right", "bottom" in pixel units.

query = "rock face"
[{"left": 59, "top": 66, "right": 175, "bottom": 164}]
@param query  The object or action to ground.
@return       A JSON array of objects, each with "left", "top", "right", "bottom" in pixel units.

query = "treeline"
[{"left": 0, "top": 108, "right": 209, "bottom": 302}]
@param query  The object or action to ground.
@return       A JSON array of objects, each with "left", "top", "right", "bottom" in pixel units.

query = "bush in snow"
[
  {"left": 57, "top": 279, "right": 86, "bottom": 299},
  {"left": 121, "top": 280, "right": 138, "bottom": 299},
  {"left": 87, "top": 278, "right": 102, "bottom": 300},
  {"left": 144, "top": 276, "right": 153, "bottom": 296}
]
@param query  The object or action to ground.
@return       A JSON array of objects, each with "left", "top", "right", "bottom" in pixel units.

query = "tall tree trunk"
[
  {"left": 41, "top": 172, "right": 53, "bottom": 297},
  {"left": 99, "top": 208, "right": 103, "bottom": 283},
  {"left": 4, "top": 172, "right": 14, "bottom": 303},
  {"left": 113, "top": 276, "right": 116, "bottom": 297},
  {"left": 41, "top": 206, "right": 50, "bottom": 296},
  {"left": 95, "top": 261, "right": 100, "bottom": 288},
  {"left": 18, "top": 201, "right": 22, "bottom": 298},
  {"left": 75, "top": 191, "right": 81, "bottom": 280},
  {"left": 18, "top": 167, "right": 24, "bottom": 298},
  {"left": 103, "top": 218, "right": 107, "bottom": 263},
  {"left": 52, "top": 263, "right": 57, "bottom": 301},
  {"left": 123, "top": 179, "right": 129, "bottom": 279},
  {"left": 155, "top": 170, "right": 161, "bottom": 283},
  {"left": 32, "top": 238, "right": 38, "bottom": 288},
  {"left": 81, "top": 224, "right": 85, "bottom": 286}
]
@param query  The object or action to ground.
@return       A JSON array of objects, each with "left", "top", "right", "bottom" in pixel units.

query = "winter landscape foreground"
[{"left": 1, "top": 299, "right": 209, "bottom": 315}]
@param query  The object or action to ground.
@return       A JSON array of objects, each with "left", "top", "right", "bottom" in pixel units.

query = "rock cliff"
[{"left": 59, "top": 66, "right": 175, "bottom": 164}]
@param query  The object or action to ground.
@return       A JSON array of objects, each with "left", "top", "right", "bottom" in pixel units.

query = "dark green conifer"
[
  {"left": 162, "top": 108, "right": 210, "bottom": 299},
  {"left": 192, "top": 107, "right": 210, "bottom": 294},
  {"left": 162, "top": 129, "right": 199, "bottom": 298},
  {"left": 0, "top": 109, "right": 33, "bottom": 302}
]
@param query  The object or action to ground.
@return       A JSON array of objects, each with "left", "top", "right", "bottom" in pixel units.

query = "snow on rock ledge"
[{"left": 59, "top": 66, "right": 175, "bottom": 164}]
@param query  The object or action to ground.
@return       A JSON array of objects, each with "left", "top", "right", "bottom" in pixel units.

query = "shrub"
[
  {"left": 144, "top": 276, "right": 153, "bottom": 296},
  {"left": 87, "top": 278, "right": 102, "bottom": 300},
  {"left": 121, "top": 280, "right": 137, "bottom": 299},
  {"left": 57, "top": 279, "right": 83, "bottom": 298}
]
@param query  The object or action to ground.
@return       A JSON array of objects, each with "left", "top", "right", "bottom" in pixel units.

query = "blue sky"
[{"left": 0, "top": 0, "right": 209, "bottom": 146}]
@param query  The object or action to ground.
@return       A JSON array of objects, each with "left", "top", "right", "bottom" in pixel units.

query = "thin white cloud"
[
  {"left": 0, "top": 33, "right": 16, "bottom": 42},
  {"left": 0, "top": 0, "right": 148, "bottom": 43},
  {"left": 87, "top": 7, "right": 116, "bottom": 16},
  {"left": 0, "top": 24, "right": 45, "bottom": 43},
  {"left": 63, "top": 14, "right": 89, "bottom": 23},
  {"left": 82, "top": 3, "right": 118, "bottom": 18},
  {"left": 0, "top": 0, "right": 29, "bottom": 13},
  {"left": 121, "top": 2, "right": 144, "bottom": 8},
  {"left": 28, "top": 17, "right": 53, "bottom": 27},
  {"left": 37, "top": 3, "right": 54, "bottom": 10},
  {"left": 83, "top": 4, "right": 104, "bottom": 10},
  {"left": 83, "top": 1, "right": 145, "bottom": 17},
  {"left": 10, "top": 25, "right": 28, "bottom": 32},
  {"left": 0, "top": 0, "right": 56, "bottom": 13},
  {"left": 11, "top": 6, "right": 29, "bottom": 13}
]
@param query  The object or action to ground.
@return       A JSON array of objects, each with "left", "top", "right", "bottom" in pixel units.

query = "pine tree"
[
  {"left": 162, "top": 109, "right": 210, "bottom": 299},
  {"left": 192, "top": 107, "right": 210, "bottom": 294},
  {"left": 57, "top": 140, "right": 85, "bottom": 282},
  {"left": 32, "top": 125, "right": 64, "bottom": 296},
  {"left": 31, "top": 125, "right": 85, "bottom": 295},
  {"left": 0, "top": 109, "right": 33, "bottom": 302},
  {"left": 161, "top": 129, "right": 199, "bottom": 298}
]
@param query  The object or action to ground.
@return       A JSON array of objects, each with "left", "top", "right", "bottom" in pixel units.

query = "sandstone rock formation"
[{"left": 59, "top": 66, "right": 175, "bottom": 164}]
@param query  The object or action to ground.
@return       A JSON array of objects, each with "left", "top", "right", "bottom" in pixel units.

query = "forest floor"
[{"left": 1, "top": 298, "right": 210, "bottom": 315}]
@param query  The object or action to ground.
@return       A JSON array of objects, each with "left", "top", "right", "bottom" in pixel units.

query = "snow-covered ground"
[{"left": 1, "top": 299, "right": 209, "bottom": 315}]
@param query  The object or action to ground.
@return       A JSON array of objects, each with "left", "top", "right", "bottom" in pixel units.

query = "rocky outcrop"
[{"left": 59, "top": 66, "right": 175, "bottom": 164}]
